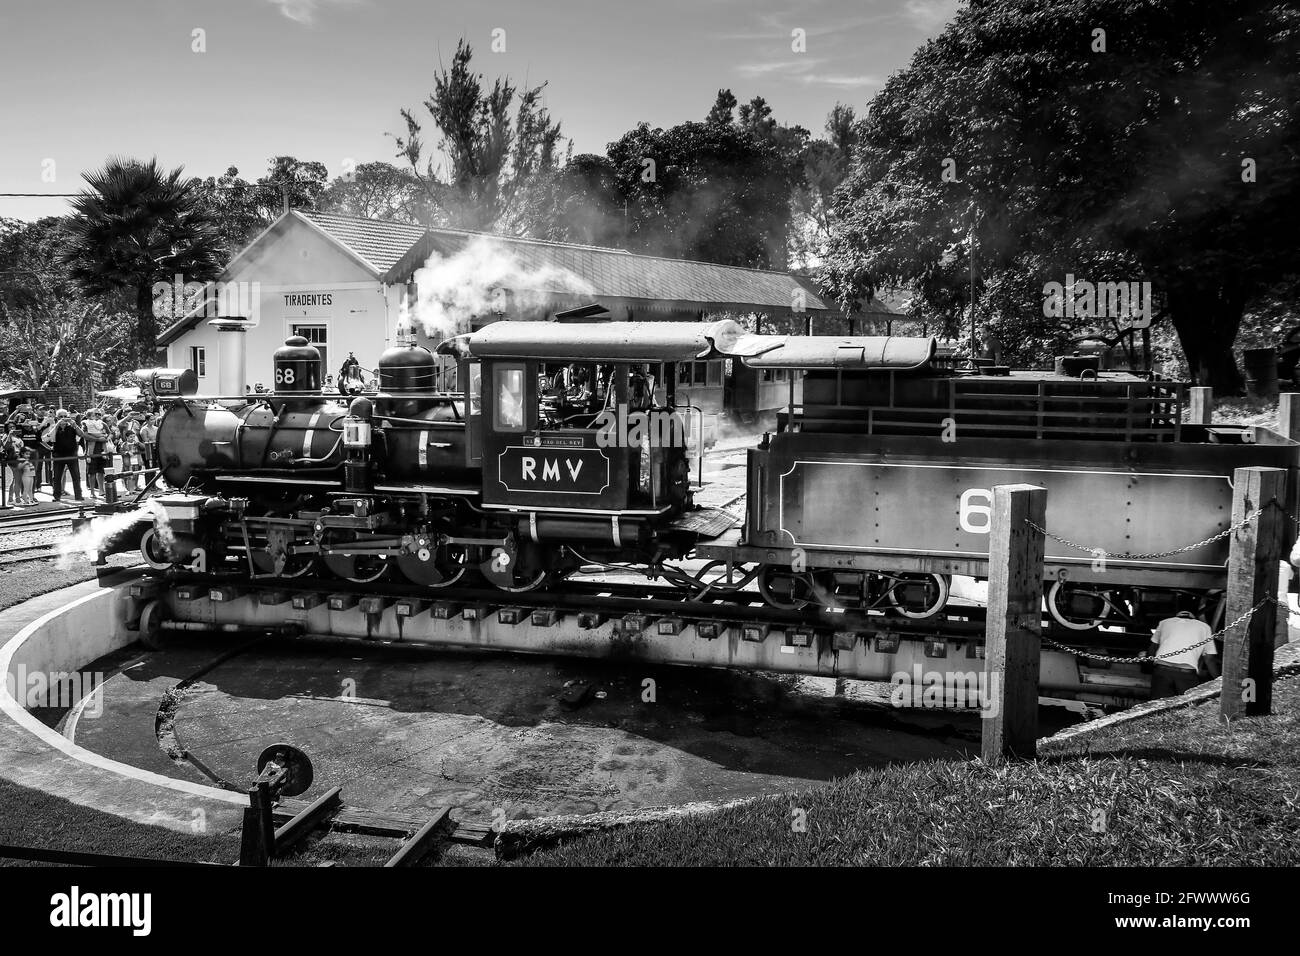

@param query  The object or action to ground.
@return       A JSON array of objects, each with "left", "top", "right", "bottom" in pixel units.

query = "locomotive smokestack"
[{"left": 209, "top": 317, "right": 248, "bottom": 396}]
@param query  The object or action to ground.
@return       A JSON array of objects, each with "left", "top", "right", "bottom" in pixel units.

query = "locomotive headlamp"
[{"left": 134, "top": 368, "right": 198, "bottom": 399}]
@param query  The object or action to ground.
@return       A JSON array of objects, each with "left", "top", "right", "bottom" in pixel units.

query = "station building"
[{"left": 158, "top": 210, "right": 892, "bottom": 394}]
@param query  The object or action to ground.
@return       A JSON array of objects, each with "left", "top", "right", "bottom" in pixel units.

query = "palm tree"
[{"left": 60, "top": 157, "right": 225, "bottom": 365}]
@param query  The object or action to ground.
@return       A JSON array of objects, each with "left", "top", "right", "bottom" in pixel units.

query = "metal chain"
[
  {"left": 1039, "top": 597, "right": 1271, "bottom": 664},
  {"left": 1024, "top": 503, "right": 1270, "bottom": 560}
]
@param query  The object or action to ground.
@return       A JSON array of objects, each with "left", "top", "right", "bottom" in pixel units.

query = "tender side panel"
[{"left": 741, "top": 433, "right": 1299, "bottom": 585}]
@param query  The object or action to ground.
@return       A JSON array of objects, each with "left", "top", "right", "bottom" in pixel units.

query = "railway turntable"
[{"left": 78, "top": 314, "right": 1299, "bottom": 711}]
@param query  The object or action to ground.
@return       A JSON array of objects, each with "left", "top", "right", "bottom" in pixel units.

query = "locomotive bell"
[{"left": 273, "top": 336, "right": 321, "bottom": 393}]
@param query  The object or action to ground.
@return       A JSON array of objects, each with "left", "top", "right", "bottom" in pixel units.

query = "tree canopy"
[{"left": 821, "top": 0, "right": 1300, "bottom": 386}]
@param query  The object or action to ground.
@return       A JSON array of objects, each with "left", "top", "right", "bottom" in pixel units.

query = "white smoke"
[
  {"left": 409, "top": 235, "right": 594, "bottom": 341},
  {"left": 57, "top": 499, "right": 176, "bottom": 568}
]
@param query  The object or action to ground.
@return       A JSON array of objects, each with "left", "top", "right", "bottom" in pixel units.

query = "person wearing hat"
[
  {"left": 47, "top": 409, "right": 89, "bottom": 502},
  {"left": 1145, "top": 602, "right": 1221, "bottom": 698}
]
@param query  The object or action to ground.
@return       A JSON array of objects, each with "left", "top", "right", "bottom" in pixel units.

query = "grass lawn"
[
  {"left": 0, "top": 776, "right": 240, "bottom": 865},
  {"left": 514, "top": 674, "right": 1300, "bottom": 866}
]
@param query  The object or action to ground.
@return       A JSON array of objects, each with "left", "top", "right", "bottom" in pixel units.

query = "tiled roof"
[
  {"left": 167, "top": 211, "right": 892, "bottom": 350},
  {"left": 300, "top": 211, "right": 428, "bottom": 274},
  {"left": 386, "top": 228, "right": 891, "bottom": 316}
]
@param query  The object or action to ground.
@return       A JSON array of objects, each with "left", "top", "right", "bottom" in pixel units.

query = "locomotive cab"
[{"left": 478, "top": 356, "right": 692, "bottom": 518}]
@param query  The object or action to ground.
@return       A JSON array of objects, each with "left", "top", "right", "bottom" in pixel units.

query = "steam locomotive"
[{"left": 129, "top": 317, "right": 1298, "bottom": 636}]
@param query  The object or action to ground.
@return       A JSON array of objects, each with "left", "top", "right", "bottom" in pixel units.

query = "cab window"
[
  {"left": 494, "top": 365, "right": 526, "bottom": 431},
  {"left": 468, "top": 362, "right": 482, "bottom": 416}
]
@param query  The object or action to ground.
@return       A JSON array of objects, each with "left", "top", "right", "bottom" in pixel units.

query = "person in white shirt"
[{"left": 1145, "top": 607, "right": 1221, "bottom": 697}]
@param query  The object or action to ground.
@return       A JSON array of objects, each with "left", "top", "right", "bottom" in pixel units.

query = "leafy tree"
[
  {"left": 392, "top": 39, "right": 564, "bottom": 233},
  {"left": 0, "top": 292, "right": 131, "bottom": 392},
  {"left": 193, "top": 156, "right": 330, "bottom": 259},
  {"left": 60, "top": 157, "right": 225, "bottom": 365},
  {"left": 602, "top": 118, "right": 799, "bottom": 268},
  {"left": 790, "top": 104, "right": 859, "bottom": 267},
  {"left": 705, "top": 89, "right": 738, "bottom": 126},
  {"left": 0, "top": 217, "right": 76, "bottom": 311},
  {"left": 319, "top": 161, "right": 429, "bottom": 223},
  {"left": 532, "top": 153, "right": 623, "bottom": 247},
  {"left": 821, "top": 0, "right": 1300, "bottom": 388},
  {"left": 0, "top": 218, "right": 131, "bottom": 390}
]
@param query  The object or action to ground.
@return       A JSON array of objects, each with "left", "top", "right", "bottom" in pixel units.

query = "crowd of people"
[{"left": 0, "top": 401, "right": 159, "bottom": 507}]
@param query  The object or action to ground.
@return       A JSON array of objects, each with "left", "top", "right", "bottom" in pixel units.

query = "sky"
[{"left": 0, "top": 0, "right": 960, "bottom": 222}]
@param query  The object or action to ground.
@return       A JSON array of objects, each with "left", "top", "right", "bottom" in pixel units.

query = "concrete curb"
[
  {"left": 497, "top": 796, "right": 750, "bottom": 859},
  {"left": 0, "top": 580, "right": 245, "bottom": 835}
]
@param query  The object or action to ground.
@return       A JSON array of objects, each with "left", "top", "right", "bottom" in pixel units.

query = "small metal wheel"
[
  {"left": 885, "top": 572, "right": 950, "bottom": 620},
  {"left": 138, "top": 599, "right": 170, "bottom": 651},
  {"left": 758, "top": 564, "right": 811, "bottom": 610},
  {"left": 1047, "top": 580, "right": 1113, "bottom": 631},
  {"left": 256, "top": 743, "right": 314, "bottom": 797}
]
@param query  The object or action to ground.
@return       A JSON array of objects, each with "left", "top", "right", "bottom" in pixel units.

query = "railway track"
[
  {"left": 0, "top": 547, "right": 60, "bottom": 566},
  {"left": 0, "top": 508, "right": 78, "bottom": 534}
]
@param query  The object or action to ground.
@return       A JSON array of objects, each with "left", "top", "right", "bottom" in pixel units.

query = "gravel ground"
[{"left": 0, "top": 553, "right": 140, "bottom": 613}]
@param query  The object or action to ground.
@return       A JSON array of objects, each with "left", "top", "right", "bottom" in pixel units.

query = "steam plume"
[{"left": 408, "top": 236, "right": 594, "bottom": 340}]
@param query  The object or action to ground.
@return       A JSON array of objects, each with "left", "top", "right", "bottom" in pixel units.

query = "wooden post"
[
  {"left": 1189, "top": 386, "right": 1213, "bottom": 425},
  {"left": 1273, "top": 395, "right": 1298, "bottom": 649},
  {"left": 1278, "top": 392, "right": 1300, "bottom": 441},
  {"left": 1220, "top": 466, "right": 1286, "bottom": 720},
  {"left": 982, "top": 483, "right": 1046, "bottom": 763}
]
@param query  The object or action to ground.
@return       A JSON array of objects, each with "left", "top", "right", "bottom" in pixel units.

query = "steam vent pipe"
[{"left": 209, "top": 317, "right": 249, "bottom": 396}]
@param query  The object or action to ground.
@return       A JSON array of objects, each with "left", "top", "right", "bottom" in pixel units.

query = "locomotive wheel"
[
  {"left": 885, "top": 572, "right": 950, "bottom": 620},
  {"left": 482, "top": 541, "right": 551, "bottom": 592},
  {"left": 251, "top": 550, "right": 316, "bottom": 579},
  {"left": 1047, "top": 581, "right": 1115, "bottom": 631},
  {"left": 322, "top": 553, "right": 390, "bottom": 584},
  {"left": 492, "top": 567, "right": 549, "bottom": 593},
  {"left": 396, "top": 545, "right": 468, "bottom": 589},
  {"left": 139, "top": 528, "right": 173, "bottom": 570},
  {"left": 758, "top": 564, "right": 811, "bottom": 610}
]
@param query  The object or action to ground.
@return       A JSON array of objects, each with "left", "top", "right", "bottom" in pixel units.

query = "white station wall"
[{"left": 165, "top": 218, "right": 406, "bottom": 392}]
